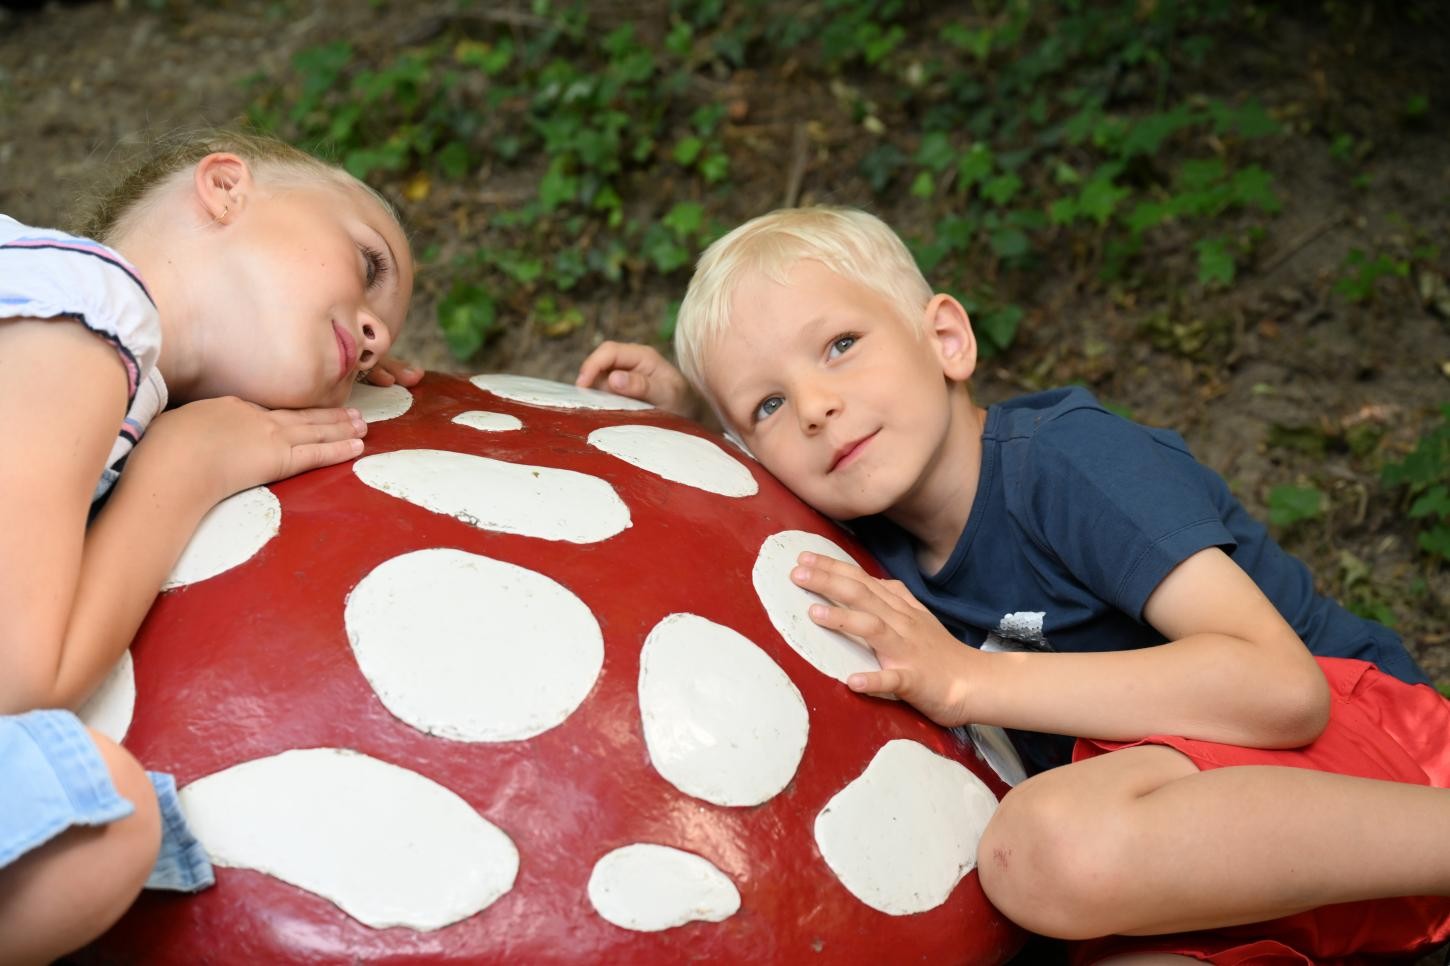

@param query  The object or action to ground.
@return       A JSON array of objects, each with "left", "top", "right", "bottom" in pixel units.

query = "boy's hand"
[
  {"left": 363, "top": 354, "right": 424, "bottom": 388},
  {"left": 791, "top": 551, "right": 978, "bottom": 728},
  {"left": 576, "top": 341, "right": 701, "bottom": 419},
  {"left": 146, "top": 397, "right": 368, "bottom": 502}
]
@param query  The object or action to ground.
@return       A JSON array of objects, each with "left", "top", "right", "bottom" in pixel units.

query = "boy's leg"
[
  {"left": 978, "top": 745, "right": 1450, "bottom": 940},
  {"left": 0, "top": 729, "right": 160, "bottom": 966}
]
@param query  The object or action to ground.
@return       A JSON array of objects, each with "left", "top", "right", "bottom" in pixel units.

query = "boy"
[{"left": 576, "top": 207, "right": 1450, "bottom": 964}]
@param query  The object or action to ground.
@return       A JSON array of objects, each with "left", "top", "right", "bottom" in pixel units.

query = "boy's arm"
[
  {"left": 795, "top": 547, "right": 1329, "bottom": 748},
  {"left": 575, "top": 341, "right": 704, "bottom": 420},
  {"left": 0, "top": 320, "right": 368, "bottom": 712}
]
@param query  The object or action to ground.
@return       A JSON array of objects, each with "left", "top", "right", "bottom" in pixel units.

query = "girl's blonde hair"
[
  {"left": 76, "top": 128, "right": 400, "bottom": 245},
  {"left": 673, "top": 206, "right": 933, "bottom": 394}
]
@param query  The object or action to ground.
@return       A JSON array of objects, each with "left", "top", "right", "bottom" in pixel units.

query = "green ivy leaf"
[
  {"left": 1195, "top": 237, "right": 1235, "bottom": 288},
  {"left": 1267, "top": 484, "right": 1324, "bottom": 527},
  {"left": 437, "top": 283, "right": 497, "bottom": 360}
]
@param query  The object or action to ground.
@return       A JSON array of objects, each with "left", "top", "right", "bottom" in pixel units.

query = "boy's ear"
[
  {"left": 923, "top": 293, "right": 977, "bottom": 382},
  {"left": 193, "top": 152, "right": 253, "bottom": 225}
]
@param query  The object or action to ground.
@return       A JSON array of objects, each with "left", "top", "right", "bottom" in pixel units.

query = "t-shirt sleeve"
[
  {"left": 0, "top": 216, "right": 160, "bottom": 407},
  {"left": 1019, "top": 405, "right": 1235, "bottom": 620}
]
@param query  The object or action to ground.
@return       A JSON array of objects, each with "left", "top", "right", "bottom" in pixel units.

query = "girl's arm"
[
  {"left": 0, "top": 320, "right": 368, "bottom": 713},
  {"left": 793, "top": 547, "right": 1329, "bottom": 748}
]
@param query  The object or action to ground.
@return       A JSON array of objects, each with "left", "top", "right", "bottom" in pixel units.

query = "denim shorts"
[{"left": 0, "top": 708, "right": 213, "bottom": 892}]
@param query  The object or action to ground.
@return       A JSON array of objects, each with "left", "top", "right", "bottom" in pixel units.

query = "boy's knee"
[
  {"left": 88, "top": 729, "right": 162, "bottom": 885},
  {"left": 978, "top": 780, "right": 1130, "bottom": 939}
]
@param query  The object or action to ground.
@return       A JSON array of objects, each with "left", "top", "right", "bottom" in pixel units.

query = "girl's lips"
[
  {"left": 829, "top": 431, "right": 878, "bottom": 472},
  {"left": 333, "top": 322, "right": 357, "bottom": 381}
]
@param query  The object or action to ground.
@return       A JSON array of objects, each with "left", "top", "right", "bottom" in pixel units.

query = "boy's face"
[{"left": 704, "top": 260, "right": 967, "bottom": 521}]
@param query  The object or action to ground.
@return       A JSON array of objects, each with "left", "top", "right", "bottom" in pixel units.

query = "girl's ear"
[
  {"left": 922, "top": 293, "right": 978, "bottom": 383},
  {"left": 193, "top": 152, "right": 253, "bottom": 225}
]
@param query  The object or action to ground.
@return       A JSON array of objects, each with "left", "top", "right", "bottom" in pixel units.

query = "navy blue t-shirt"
[{"left": 854, "top": 387, "right": 1429, "bottom": 775}]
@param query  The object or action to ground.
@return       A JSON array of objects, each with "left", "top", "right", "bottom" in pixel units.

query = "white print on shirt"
[{"left": 981, "top": 611, "right": 1053, "bottom": 653}]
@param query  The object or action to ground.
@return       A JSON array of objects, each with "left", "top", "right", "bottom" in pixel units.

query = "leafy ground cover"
[{"left": 1, "top": 0, "right": 1446, "bottom": 695}]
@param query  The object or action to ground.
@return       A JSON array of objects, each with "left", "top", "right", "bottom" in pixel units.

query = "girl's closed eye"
[
  {"left": 826, "top": 333, "right": 858, "bottom": 359},
  {"left": 360, "top": 245, "right": 391, "bottom": 289},
  {"left": 753, "top": 395, "right": 784, "bottom": 423}
]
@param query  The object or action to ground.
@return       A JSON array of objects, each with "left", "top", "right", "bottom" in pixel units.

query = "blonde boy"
[{"left": 577, "top": 206, "right": 1450, "bottom": 963}]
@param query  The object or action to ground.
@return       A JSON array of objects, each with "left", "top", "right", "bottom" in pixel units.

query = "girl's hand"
[
  {"left": 576, "top": 341, "right": 702, "bottom": 419},
  {"left": 145, "top": 397, "right": 368, "bottom": 502},
  {"left": 791, "top": 551, "right": 980, "bottom": 727},
  {"left": 364, "top": 355, "right": 424, "bottom": 388}
]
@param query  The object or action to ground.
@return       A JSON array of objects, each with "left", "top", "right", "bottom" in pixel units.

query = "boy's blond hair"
[{"left": 673, "top": 206, "right": 933, "bottom": 394}]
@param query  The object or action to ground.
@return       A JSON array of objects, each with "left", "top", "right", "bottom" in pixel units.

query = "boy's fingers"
[
  {"left": 577, "top": 342, "right": 631, "bottom": 387},
  {"left": 847, "top": 668, "right": 903, "bottom": 698},
  {"left": 606, "top": 369, "right": 659, "bottom": 402},
  {"left": 365, "top": 367, "right": 397, "bottom": 387},
  {"left": 809, "top": 602, "right": 888, "bottom": 642}
]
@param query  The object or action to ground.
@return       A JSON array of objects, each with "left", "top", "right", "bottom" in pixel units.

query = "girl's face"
[{"left": 191, "top": 174, "right": 414, "bottom": 410}]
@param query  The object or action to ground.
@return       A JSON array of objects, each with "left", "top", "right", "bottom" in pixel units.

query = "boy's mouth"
[
  {"left": 829, "top": 431, "right": 878, "bottom": 472},
  {"left": 333, "top": 322, "right": 358, "bottom": 381}
]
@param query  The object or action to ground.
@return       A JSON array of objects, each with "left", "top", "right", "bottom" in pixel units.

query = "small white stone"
[
  {"left": 470, "top": 373, "right": 652, "bottom": 411},
  {"left": 354, "top": 449, "right": 630, "bottom": 544},
  {"left": 346, "top": 549, "right": 604, "bottom": 742},
  {"left": 347, "top": 382, "right": 413, "bottom": 422},
  {"left": 453, "top": 410, "right": 523, "bottom": 432},
  {"left": 163, "top": 487, "right": 281, "bottom": 590},
  {"left": 179, "top": 748, "right": 518, "bottom": 931},
  {"left": 752, "top": 530, "right": 880, "bottom": 682},
  {"left": 638, "top": 614, "right": 807, "bottom": 806},
  {"left": 588, "top": 843, "right": 740, "bottom": 931},
  {"left": 814, "top": 739, "right": 998, "bottom": 915},
  {"left": 588, "top": 425, "right": 758, "bottom": 497}
]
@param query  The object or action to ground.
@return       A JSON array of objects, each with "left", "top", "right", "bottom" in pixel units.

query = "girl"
[{"left": 0, "top": 130, "right": 417, "bottom": 964}]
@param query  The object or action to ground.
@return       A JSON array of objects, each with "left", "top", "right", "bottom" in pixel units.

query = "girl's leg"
[
  {"left": 0, "top": 729, "right": 160, "bottom": 966},
  {"left": 977, "top": 745, "right": 1450, "bottom": 940}
]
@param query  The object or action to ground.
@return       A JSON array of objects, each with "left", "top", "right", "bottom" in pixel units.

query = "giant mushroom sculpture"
[{"left": 81, "top": 372, "right": 1026, "bottom": 964}]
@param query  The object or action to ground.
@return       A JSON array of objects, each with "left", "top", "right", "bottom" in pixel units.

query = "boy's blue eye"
[
  {"left": 754, "top": 396, "right": 783, "bottom": 422},
  {"left": 827, "top": 334, "right": 857, "bottom": 359}
]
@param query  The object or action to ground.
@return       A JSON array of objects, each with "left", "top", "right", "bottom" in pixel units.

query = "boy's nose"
[
  {"left": 797, "top": 385, "right": 842, "bottom": 432},
  {"left": 357, "top": 312, "right": 393, "bottom": 368}
]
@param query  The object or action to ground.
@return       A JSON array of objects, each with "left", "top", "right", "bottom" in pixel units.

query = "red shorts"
[{"left": 1068, "top": 657, "right": 1450, "bottom": 966}]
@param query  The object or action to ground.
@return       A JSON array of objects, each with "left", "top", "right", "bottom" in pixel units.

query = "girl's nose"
[{"left": 357, "top": 313, "right": 393, "bottom": 368}]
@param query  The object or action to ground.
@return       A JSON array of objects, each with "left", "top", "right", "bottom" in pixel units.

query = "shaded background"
[{"left": 1, "top": 3, "right": 1445, "bottom": 685}]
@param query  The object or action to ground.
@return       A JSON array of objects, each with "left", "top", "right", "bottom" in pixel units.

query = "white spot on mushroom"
[
  {"left": 347, "top": 382, "right": 413, "bottom": 422},
  {"left": 814, "top": 739, "right": 998, "bottom": 915},
  {"left": 638, "top": 614, "right": 807, "bottom": 806},
  {"left": 588, "top": 843, "right": 740, "bottom": 932},
  {"left": 752, "top": 530, "right": 880, "bottom": 683},
  {"left": 354, "top": 449, "right": 630, "bottom": 544},
  {"left": 453, "top": 410, "right": 523, "bottom": 432},
  {"left": 588, "top": 425, "right": 758, "bottom": 497},
  {"left": 77, "top": 650, "right": 134, "bottom": 743},
  {"left": 470, "top": 373, "right": 653, "bottom": 411},
  {"left": 345, "top": 548, "right": 604, "bottom": 742},
  {"left": 163, "top": 486, "right": 281, "bottom": 590},
  {"left": 179, "top": 747, "right": 518, "bottom": 931}
]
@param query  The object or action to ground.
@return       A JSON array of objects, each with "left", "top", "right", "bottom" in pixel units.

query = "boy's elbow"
[{"left": 1269, "top": 660, "right": 1331, "bottom": 747}]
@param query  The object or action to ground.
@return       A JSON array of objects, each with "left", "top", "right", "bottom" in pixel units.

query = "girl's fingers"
[{"left": 288, "top": 437, "right": 365, "bottom": 474}]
